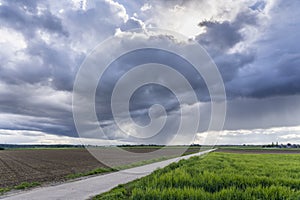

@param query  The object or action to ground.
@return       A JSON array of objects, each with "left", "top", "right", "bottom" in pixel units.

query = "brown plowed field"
[
  {"left": 0, "top": 148, "right": 106, "bottom": 188},
  {"left": 0, "top": 147, "right": 200, "bottom": 188}
]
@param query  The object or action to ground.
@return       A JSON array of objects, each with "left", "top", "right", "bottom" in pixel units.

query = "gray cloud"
[
  {"left": 0, "top": 0, "right": 299, "bottom": 145},
  {"left": 195, "top": 7, "right": 260, "bottom": 87},
  {"left": 224, "top": 95, "right": 300, "bottom": 130},
  {"left": 198, "top": 21, "right": 243, "bottom": 52},
  {"left": 0, "top": 0, "right": 141, "bottom": 141},
  {"left": 0, "top": 83, "right": 75, "bottom": 136},
  {"left": 195, "top": 0, "right": 300, "bottom": 101},
  {"left": 0, "top": 0, "right": 68, "bottom": 38}
]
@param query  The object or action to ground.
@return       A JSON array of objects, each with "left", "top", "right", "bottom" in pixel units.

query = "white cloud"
[
  {"left": 141, "top": 3, "right": 151, "bottom": 12},
  {"left": 280, "top": 134, "right": 300, "bottom": 140},
  {"left": 0, "top": 28, "right": 27, "bottom": 49},
  {"left": 0, "top": 0, "right": 299, "bottom": 145},
  {"left": 196, "top": 125, "right": 300, "bottom": 145},
  {"left": 139, "top": 0, "right": 274, "bottom": 38},
  {"left": 105, "top": 0, "right": 129, "bottom": 23},
  {"left": 0, "top": 129, "right": 124, "bottom": 145}
]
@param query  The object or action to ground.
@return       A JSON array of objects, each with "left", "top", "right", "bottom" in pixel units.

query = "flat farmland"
[
  {"left": 216, "top": 148, "right": 300, "bottom": 154},
  {"left": 95, "top": 150, "right": 300, "bottom": 200},
  {"left": 0, "top": 148, "right": 104, "bottom": 188},
  {"left": 0, "top": 147, "right": 200, "bottom": 188}
]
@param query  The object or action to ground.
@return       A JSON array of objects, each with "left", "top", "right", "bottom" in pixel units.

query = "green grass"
[
  {"left": 0, "top": 187, "right": 10, "bottom": 194},
  {"left": 218, "top": 146, "right": 300, "bottom": 151},
  {"left": 217, "top": 146, "right": 264, "bottom": 150},
  {"left": 0, "top": 182, "right": 41, "bottom": 195},
  {"left": 66, "top": 167, "right": 116, "bottom": 179},
  {"left": 14, "top": 182, "right": 40, "bottom": 190},
  {"left": 94, "top": 152, "right": 300, "bottom": 200}
]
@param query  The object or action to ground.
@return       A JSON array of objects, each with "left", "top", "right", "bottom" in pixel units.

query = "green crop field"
[{"left": 95, "top": 152, "right": 300, "bottom": 200}]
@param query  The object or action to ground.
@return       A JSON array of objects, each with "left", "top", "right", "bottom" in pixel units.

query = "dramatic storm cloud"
[{"left": 0, "top": 0, "right": 299, "bottom": 145}]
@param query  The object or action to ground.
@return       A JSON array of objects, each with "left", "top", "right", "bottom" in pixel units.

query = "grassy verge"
[
  {"left": 13, "top": 182, "right": 40, "bottom": 189},
  {"left": 0, "top": 188, "right": 10, "bottom": 195},
  {"left": 66, "top": 168, "right": 116, "bottom": 179},
  {"left": 94, "top": 152, "right": 300, "bottom": 199},
  {"left": 0, "top": 182, "right": 40, "bottom": 195}
]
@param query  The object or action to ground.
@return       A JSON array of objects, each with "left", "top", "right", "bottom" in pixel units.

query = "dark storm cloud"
[
  {"left": 0, "top": 0, "right": 68, "bottom": 38},
  {"left": 224, "top": 95, "right": 300, "bottom": 130},
  {"left": 25, "top": 40, "right": 81, "bottom": 91},
  {"left": 198, "top": 21, "right": 243, "bottom": 52},
  {"left": 196, "top": 7, "right": 259, "bottom": 87},
  {"left": 94, "top": 48, "right": 210, "bottom": 125},
  {"left": 225, "top": 0, "right": 300, "bottom": 99},
  {"left": 0, "top": 0, "right": 77, "bottom": 91},
  {"left": 120, "top": 17, "right": 144, "bottom": 31},
  {"left": 0, "top": 39, "right": 81, "bottom": 90},
  {"left": 0, "top": 0, "right": 300, "bottom": 144},
  {"left": 0, "top": 0, "right": 78, "bottom": 137},
  {"left": 0, "top": 0, "right": 128, "bottom": 91},
  {"left": 196, "top": 1, "right": 300, "bottom": 99},
  {"left": 0, "top": 83, "right": 76, "bottom": 137},
  {"left": 0, "top": 0, "right": 138, "bottom": 140}
]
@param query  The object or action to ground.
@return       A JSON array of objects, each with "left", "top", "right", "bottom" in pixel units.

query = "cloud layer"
[{"left": 0, "top": 0, "right": 299, "bottom": 144}]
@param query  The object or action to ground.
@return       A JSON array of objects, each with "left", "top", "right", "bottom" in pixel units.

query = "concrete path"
[{"left": 1, "top": 149, "right": 214, "bottom": 200}]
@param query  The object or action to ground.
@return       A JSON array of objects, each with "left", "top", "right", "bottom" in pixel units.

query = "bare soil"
[
  {"left": 0, "top": 147, "right": 201, "bottom": 188},
  {"left": 0, "top": 148, "right": 105, "bottom": 188}
]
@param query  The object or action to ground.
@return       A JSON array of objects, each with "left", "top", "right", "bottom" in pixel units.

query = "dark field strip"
[{"left": 95, "top": 152, "right": 300, "bottom": 200}]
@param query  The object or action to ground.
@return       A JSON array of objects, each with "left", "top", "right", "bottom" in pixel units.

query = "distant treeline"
[
  {"left": 0, "top": 144, "right": 84, "bottom": 150},
  {"left": 262, "top": 143, "right": 300, "bottom": 148}
]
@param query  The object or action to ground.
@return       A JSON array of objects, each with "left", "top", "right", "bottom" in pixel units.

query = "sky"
[{"left": 0, "top": 0, "right": 300, "bottom": 145}]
